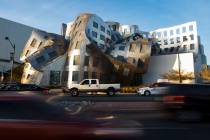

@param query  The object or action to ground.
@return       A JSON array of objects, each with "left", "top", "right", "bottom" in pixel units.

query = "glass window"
[
  {"left": 48, "top": 51, "right": 57, "bottom": 59},
  {"left": 92, "top": 72, "right": 97, "bottom": 79},
  {"left": 91, "top": 80, "right": 97, "bottom": 84},
  {"left": 189, "top": 25, "right": 193, "bottom": 31},
  {"left": 119, "top": 46, "right": 125, "bottom": 51},
  {"left": 176, "top": 37, "right": 181, "bottom": 43},
  {"left": 107, "top": 30, "right": 111, "bottom": 36},
  {"left": 100, "top": 26, "right": 105, "bottom": 32},
  {"left": 72, "top": 71, "right": 79, "bottom": 82},
  {"left": 73, "top": 55, "right": 80, "bottom": 65},
  {"left": 84, "top": 56, "right": 89, "bottom": 66},
  {"left": 129, "top": 43, "right": 136, "bottom": 52},
  {"left": 170, "top": 38, "right": 174, "bottom": 44},
  {"left": 30, "top": 39, "right": 37, "bottom": 47},
  {"left": 164, "top": 40, "right": 168, "bottom": 45},
  {"left": 182, "top": 27, "right": 186, "bottom": 33},
  {"left": 93, "top": 21, "right": 98, "bottom": 28},
  {"left": 92, "top": 31, "right": 97, "bottom": 38},
  {"left": 157, "top": 32, "right": 161, "bottom": 38},
  {"left": 37, "top": 42, "right": 42, "bottom": 49},
  {"left": 27, "top": 74, "right": 31, "bottom": 79},
  {"left": 25, "top": 50, "right": 30, "bottom": 56},
  {"left": 183, "top": 36, "right": 188, "bottom": 42},
  {"left": 81, "top": 80, "right": 89, "bottom": 85},
  {"left": 100, "top": 34, "right": 105, "bottom": 41},
  {"left": 183, "top": 45, "right": 187, "bottom": 51},
  {"left": 170, "top": 30, "right": 174, "bottom": 36},
  {"left": 36, "top": 56, "right": 45, "bottom": 64},
  {"left": 190, "top": 44, "right": 195, "bottom": 50},
  {"left": 176, "top": 28, "right": 180, "bottom": 34},
  {"left": 164, "top": 31, "right": 167, "bottom": 37},
  {"left": 190, "top": 34, "right": 194, "bottom": 40},
  {"left": 123, "top": 68, "right": 129, "bottom": 76},
  {"left": 83, "top": 72, "right": 88, "bottom": 79}
]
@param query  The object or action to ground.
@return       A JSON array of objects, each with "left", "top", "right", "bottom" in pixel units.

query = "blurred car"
[
  {"left": 163, "top": 83, "right": 210, "bottom": 122},
  {"left": 136, "top": 82, "right": 170, "bottom": 96},
  {"left": 0, "top": 95, "right": 141, "bottom": 139},
  {"left": 0, "top": 83, "right": 50, "bottom": 95}
]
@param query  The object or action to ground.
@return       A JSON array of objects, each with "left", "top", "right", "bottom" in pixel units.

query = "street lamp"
[{"left": 5, "top": 36, "right": 15, "bottom": 83}]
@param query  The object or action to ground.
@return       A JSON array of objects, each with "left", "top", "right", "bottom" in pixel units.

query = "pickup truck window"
[
  {"left": 81, "top": 80, "right": 89, "bottom": 85},
  {"left": 91, "top": 80, "right": 97, "bottom": 84}
]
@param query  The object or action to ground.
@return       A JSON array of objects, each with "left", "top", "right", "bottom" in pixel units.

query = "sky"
[{"left": 0, "top": 0, "right": 210, "bottom": 63}]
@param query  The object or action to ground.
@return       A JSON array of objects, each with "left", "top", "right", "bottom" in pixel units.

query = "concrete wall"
[{"left": 143, "top": 53, "right": 195, "bottom": 84}]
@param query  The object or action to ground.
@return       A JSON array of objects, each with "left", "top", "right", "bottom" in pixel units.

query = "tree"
[
  {"left": 199, "top": 64, "right": 210, "bottom": 81},
  {"left": 162, "top": 70, "right": 194, "bottom": 81}
]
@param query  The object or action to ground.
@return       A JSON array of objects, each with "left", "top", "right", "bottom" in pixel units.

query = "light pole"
[{"left": 5, "top": 36, "right": 15, "bottom": 83}]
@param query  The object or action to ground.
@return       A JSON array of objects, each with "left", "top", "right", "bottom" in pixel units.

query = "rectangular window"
[
  {"left": 183, "top": 45, "right": 187, "bottom": 51},
  {"left": 25, "top": 50, "right": 30, "bottom": 56},
  {"left": 93, "top": 21, "right": 98, "bottom": 28},
  {"left": 189, "top": 25, "right": 193, "bottom": 31},
  {"left": 26, "top": 74, "right": 31, "bottom": 79},
  {"left": 48, "top": 51, "right": 57, "bottom": 59},
  {"left": 190, "top": 34, "right": 194, "bottom": 40},
  {"left": 170, "top": 38, "right": 174, "bottom": 44},
  {"left": 37, "top": 42, "right": 42, "bottom": 49},
  {"left": 129, "top": 43, "right": 136, "bottom": 52},
  {"left": 123, "top": 68, "right": 129, "bottom": 76},
  {"left": 100, "top": 34, "right": 105, "bottom": 41},
  {"left": 170, "top": 30, "right": 174, "bottom": 36},
  {"left": 84, "top": 56, "right": 89, "bottom": 66},
  {"left": 182, "top": 27, "right": 186, "bottom": 33},
  {"left": 91, "top": 80, "right": 97, "bottom": 84},
  {"left": 164, "top": 31, "right": 167, "bottom": 37},
  {"left": 157, "top": 32, "right": 161, "bottom": 38},
  {"left": 119, "top": 46, "right": 125, "bottom": 51},
  {"left": 107, "top": 30, "right": 111, "bottom": 36},
  {"left": 176, "top": 37, "right": 181, "bottom": 43},
  {"left": 190, "top": 44, "right": 195, "bottom": 50},
  {"left": 100, "top": 26, "right": 105, "bottom": 32},
  {"left": 183, "top": 36, "right": 188, "bottom": 42},
  {"left": 30, "top": 39, "right": 37, "bottom": 47},
  {"left": 117, "top": 55, "right": 125, "bottom": 61},
  {"left": 72, "top": 71, "right": 79, "bottom": 82},
  {"left": 164, "top": 40, "right": 168, "bottom": 45},
  {"left": 176, "top": 28, "right": 180, "bottom": 34},
  {"left": 75, "top": 41, "right": 80, "bottom": 49},
  {"left": 73, "top": 55, "right": 80, "bottom": 65},
  {"left": 84, "top": 71, "right": 88, "bottom": 79},
  {"left": 92, "top": 72, "right": 97, "bottom": 79},
  {"left": 36, "top": 56, "right": 45, "bottom": 64},
  {"left": 92, "top": 31, "right": 97, "bottom": 38},
  {"left": 99, "top": 44, "right": 105, "bottom": 49}
]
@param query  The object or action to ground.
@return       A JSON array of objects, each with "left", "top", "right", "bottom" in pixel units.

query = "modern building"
[
  {"left": 0, "top": 17, "right": 37, "bottom": 72},
  {"left": 20, "top": 13, "right": 152, "bottom": 86},
  {"left": 143, "top": 21, "right": 207, "bottom": 84}
]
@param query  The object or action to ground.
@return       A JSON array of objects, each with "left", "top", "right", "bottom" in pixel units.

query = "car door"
[
  {"left": 89, "top": 80, "right": 99, "bottom": 92},
  {"left": 79, "top": 80, "right": 91, "bottom": 92}
]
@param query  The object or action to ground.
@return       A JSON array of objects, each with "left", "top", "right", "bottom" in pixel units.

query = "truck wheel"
[
  {"left": 144, "top": 90, "right": 151, "bottom": 96},
  {"left": 107, "top": 88, "right": 115, "bottom": 96},
  {"left": 70, "top": 89, "right": 79, "bottom": 97}
]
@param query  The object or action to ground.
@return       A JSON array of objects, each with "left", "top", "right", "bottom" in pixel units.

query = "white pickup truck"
[{"left": 63, "top": 79, "right": 120, "bottom": 96}]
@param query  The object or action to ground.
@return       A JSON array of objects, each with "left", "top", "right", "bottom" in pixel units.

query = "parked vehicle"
[
  {"left": 0, "top": 83, "right": 50, "bottom": 94},
  {"left": 0, "top": 95, "right": 141, "bottom": 139},
  {"left": 163, "top": 83, "right": 210, "bottom": 122},
  {"left": 136, "top": 82, "right": 170, "bottom": 96},
  {"left": 63, "top": 79, "right": 120, "bottom": 96}
]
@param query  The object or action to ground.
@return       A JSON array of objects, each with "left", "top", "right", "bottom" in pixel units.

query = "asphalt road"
[{"left": 48, "top": 93, "right": 210, "bottom": 140}]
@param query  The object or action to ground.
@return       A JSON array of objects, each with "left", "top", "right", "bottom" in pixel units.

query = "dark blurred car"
[
  {"left": 0, "top": 95, "right": 141, "bottom": 139},
  {"left": 163, "top": 83, "right": 210, "bottom": 122},
  {"left": 0, "top": 83, "right": 50, "bottom": 95}
]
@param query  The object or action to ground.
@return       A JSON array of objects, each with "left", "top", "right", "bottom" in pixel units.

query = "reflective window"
[
  {"left": 91, "top": 80, "right": 97, "bottom": 84},
  {"left": 190, "top": 44, "right": 195, "bottom": 50},
  {"left": 100, "top": 26, "right": 105, "bottom": 32},
  {"left": 183, "top": 36, "right": 188, "bottom": 42},
  {"left": 164, "top": 31, "right": 167, "bottom": 37},
  {"left": 81, "top": 80, "right": 89, "bottom": 85},
  {"left": 30, "top": 39, "right": 37, "bottom": 47},
  {"left": 170, "top": 30, "right": 174, "bottom": 36},
  {"left": 93, "top": 21, "right": 98, "bottom": 28},
  {"left": 72, "top": 71, "right": 79, "bottom": 82},
  {"left": 100, "top": 34, "right": 105, "bottom": 41},
  {"left": 182, "top": 27, "right": 186, "bottom": 33},
  {"left": 73, "top": 55, "right": 80, "bottom": 65},
  {"left": 36, "top": 56, "right": 45, "bottom": 63},
  {"left": 176, "top": 28, "right": 180, "bottom": 34},
  {"left": 190, "top": 34, "right": 194, "bottom": 40},
  {"left": 170, "top": 38, "right": 174, "bottom": 44},
  {"left": 92, "top": 31, "right": 97, "bottom": 38},
  {"left": 48, "top": 51, "right": 57, "bottom": 59},
  {"left": 189, "top": 25, "right": 194, "bottom": 31},
  {"left": 176, "top": 37, "right": 181, "bottom": 43}
]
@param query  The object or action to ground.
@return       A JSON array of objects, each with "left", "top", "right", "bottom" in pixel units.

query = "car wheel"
[
  {"left": 70, "top": 89, "right": 79, "bottom": 97},
  {"left": 144, "top": 90, "right": 151, "bottom": 96},
  {"left": 107, "top": 88, "right": 115, "bottom": 96}
]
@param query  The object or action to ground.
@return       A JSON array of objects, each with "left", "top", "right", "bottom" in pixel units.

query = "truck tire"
[
  {"left": 144, "top": 90, "right": 151, "bottom": 96},
  {"left": 70, "top": 88, "right": 79, "bottom": 97},
  {"left": 107, "top": 88, "right": 116, "bottom": 96}
]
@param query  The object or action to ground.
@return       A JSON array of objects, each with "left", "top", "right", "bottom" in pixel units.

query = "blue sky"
[{"left": 0, "top": 0, "right": 210, "bottom": 63}]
